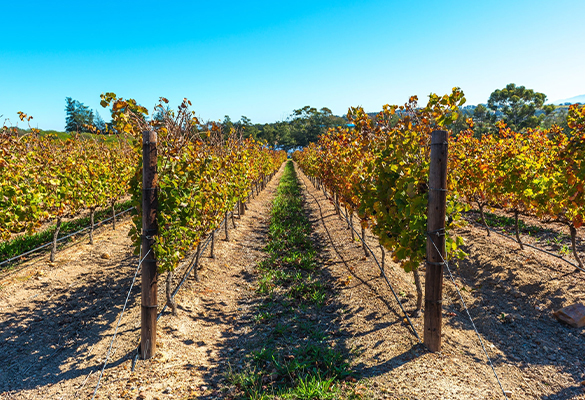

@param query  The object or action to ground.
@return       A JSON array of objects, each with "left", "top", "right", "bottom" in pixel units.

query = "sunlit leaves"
[
  {"left": 103, "top": 96, "right": 286, "bottom": 273},
  {"left": 294, "top": 88, "right": 468, "bottom": 273}
]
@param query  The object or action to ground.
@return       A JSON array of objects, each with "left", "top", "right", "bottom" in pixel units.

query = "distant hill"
[{"left": 551, "top": 94, "right": 585, "bottom": 105}]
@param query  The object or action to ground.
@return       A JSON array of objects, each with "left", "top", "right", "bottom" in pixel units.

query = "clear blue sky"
[{"left": 2, "top": 0, "right": 584, "bottom": 130}]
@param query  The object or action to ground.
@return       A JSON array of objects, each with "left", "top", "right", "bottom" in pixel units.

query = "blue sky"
[{"left": 2, "top": 0, "right": 584, "bottom": 130}]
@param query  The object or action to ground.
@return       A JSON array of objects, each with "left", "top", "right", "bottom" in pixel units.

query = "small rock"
[
  {"left": 100, "top": 253, "right": 110, "bottom": 260},
  {"left": 163, "top": 386, "right": 172, "bottom": 394},
  {"left": 200, "top": 386, "right": 208, "bottom": 391},
  {"left": 138, "top": 392, "right": 147, "bottom": 399},
  {"left": 553, "top": 303, "right": 585, "bottom": 328}
]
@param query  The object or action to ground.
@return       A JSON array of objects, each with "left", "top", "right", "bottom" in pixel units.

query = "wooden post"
[
  {"left": 141, "top": 130, "right": 158, "bottom": 360},
  {"left": 50, "top": 217, "right": 62, "bottom": 262},
  {"left": 112, "top": 202, "right": 116, "bottom": 230},
  {"left": 424, "top": 130, "right": 448, "bottom": 352},
  {"left": 239, "top": 200, "right": 245, "bottom": 216},
  {"left": 361, "top": 225, "right": 369, "bottom": 257},
  {"left": 224, "top": 210, "right": 229, "bottom": 241},
  {"left": 210, "top": 230, "right": 216, "bottom": 259}
]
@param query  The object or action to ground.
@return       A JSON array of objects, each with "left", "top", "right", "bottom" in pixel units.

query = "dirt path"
[
  {"left": 0, "top": 163, "right": 285, "bottom": 400},
  {"left": 295, "top": 165, "right": 585, "bottom": 400}
]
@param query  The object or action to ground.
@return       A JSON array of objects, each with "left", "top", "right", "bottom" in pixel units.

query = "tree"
[
  {"left": 541, "top": 107, "right": 570, "bottom": 134},
  {"left": 487, "top": 83, "right": 555, "bottom": 131},
  {"left": 471, "top": 104, "right": 497, "bottom": 136},
  {"left": 235, "top": 116, "right": 260, "bottom": 140},
  {"left": 221, "top": 115, "right": 235, "bottom": 138},
  {"left": 289, "top": 106, "right": 345, "bottom": 147},
  {"left": 153, "top": 105, "right": 172, "bottom": 123},
  {"left": 94, "top": 111, "right": 107, "bottom": 134},
  {"left": 65, "top": 97, "right": 94, "bottom": 132}
]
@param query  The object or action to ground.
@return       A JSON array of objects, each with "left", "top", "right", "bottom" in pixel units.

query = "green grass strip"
[{"left": 226, "top": 161, "right": 365, "bottom": 400}]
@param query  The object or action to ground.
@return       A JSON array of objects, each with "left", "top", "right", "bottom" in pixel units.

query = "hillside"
[{"left": 551, "top": 94, "right": 585, "bottom": 105}]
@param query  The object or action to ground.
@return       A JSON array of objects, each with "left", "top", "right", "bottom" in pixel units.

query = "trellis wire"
[
  {"left": 0, "top": 207, "right": 134, "bottom": 268},
  {"left": 470, "top": 218, "right": 584, "bottom": 273},
  {"left": 427, "top": 236, "right": 509, "bottom": 400},
  {"left": 142, "top": 178, "right": 272, "bottom": 362},
  {"left": 298, "top": 171, "right": 422, "bottom": 344},
  {"left": 91, "top": 248, "right": 150, "bottom": 400},
  {"left": 156, "top": 213, "right": 226, "bottom": 320}
]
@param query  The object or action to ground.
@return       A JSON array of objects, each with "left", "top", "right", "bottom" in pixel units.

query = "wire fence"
[
  {"left": 427, "top": 236, "right": 510, "bottom": 400},
  {"left": 130, "top": 174, "right": 277, "bottom": 372},
  {"left": 156, "top": 212, "right": 228, "bottom": 321},
  {"left": 3, "top": 172, "right": 278, "bottom": 399},
  {"left": 468, "top": 218, "right": 584, "bottom": 273}
]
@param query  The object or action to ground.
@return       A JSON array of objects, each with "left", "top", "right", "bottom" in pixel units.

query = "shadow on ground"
[{"left": 0, "top": 254, "right": 140, "bottom": 394}]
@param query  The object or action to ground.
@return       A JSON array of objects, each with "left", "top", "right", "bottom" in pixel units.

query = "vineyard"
[{"left": 0, "top": 91, "right": 584, "bottom": 399}]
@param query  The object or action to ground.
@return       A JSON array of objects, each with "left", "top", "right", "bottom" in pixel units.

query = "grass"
[
  {"left": 480, "top": 212, "right": 540, "bottom": 234},
  {"left": 225, "top": 161, "right": 369, "bottom": 400},
  {"left": 0, "top": 200, "right": 133, "bottom": 267}
]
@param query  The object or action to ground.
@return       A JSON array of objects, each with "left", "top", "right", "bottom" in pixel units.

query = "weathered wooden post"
[
  {"left": 239, "top": 200, "right": 245, "bottom": 216},
  {"left": 424, "top": 129, "right": 448, "bottom": 352},
  {"left": 224, "top": 210, "right": 230, "bottom": 241},
  {"left": 141, "top": 130, "right": 158, "bottom": 359},
  {"left": 210, "top": 230, "right": 216, "bottom": 259}
]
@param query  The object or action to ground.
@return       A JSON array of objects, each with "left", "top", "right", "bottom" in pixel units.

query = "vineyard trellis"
[
  {"left": 2, "top": 90, "right": 583, "bottom": 399},
  {"left": 293, "top": 89, "right": 585, "bottom": 399}
]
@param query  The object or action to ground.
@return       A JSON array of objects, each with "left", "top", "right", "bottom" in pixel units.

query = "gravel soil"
[{"left": 1, "top": 161, "right": 584, "bottom": 400}]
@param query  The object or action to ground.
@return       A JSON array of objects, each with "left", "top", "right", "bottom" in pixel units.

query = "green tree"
[
  {"left": 236, "top": 116, "right": 260, "bottom": 140},
  {"left": 541, "top": 107, "right": 570, "bottom": 134},
  {"left": 289, "top": 106, "right": 345, "bottom": 147},
  {"left": 487, "top": 83, "right": 555, "bottom": 131},
  {"left": 471, "top": 104, "right": 497, "bottom": 136},
  {"left": 221, "top": 115, "right": 235, "bottom": 138},
  {"left": 65, "top": 97, "right": 94, "bottom": 132},
  {"left": 94, "top": 111, "right": 107, "bottom": 133}
]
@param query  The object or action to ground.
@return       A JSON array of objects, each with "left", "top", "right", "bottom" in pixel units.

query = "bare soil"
[
  {"left": 295, "top": 167, "right": 585, "bottom": 400},
  {"left": 1, "top": 162, "right": 584, "bottom": 400}
]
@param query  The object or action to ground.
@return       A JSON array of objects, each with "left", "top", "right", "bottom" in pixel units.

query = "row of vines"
[
  {"left": 0, "top": 114, "right": 135, "bottom": 260},
  {"left": 1, "top": 97, "right": 286, "bottom": 272},
  {"left": 293, "top": 88, "right": 585, "bottom": 311},
  {"left": 99, "top": 94, "right": 287, "bottom": 274}
]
